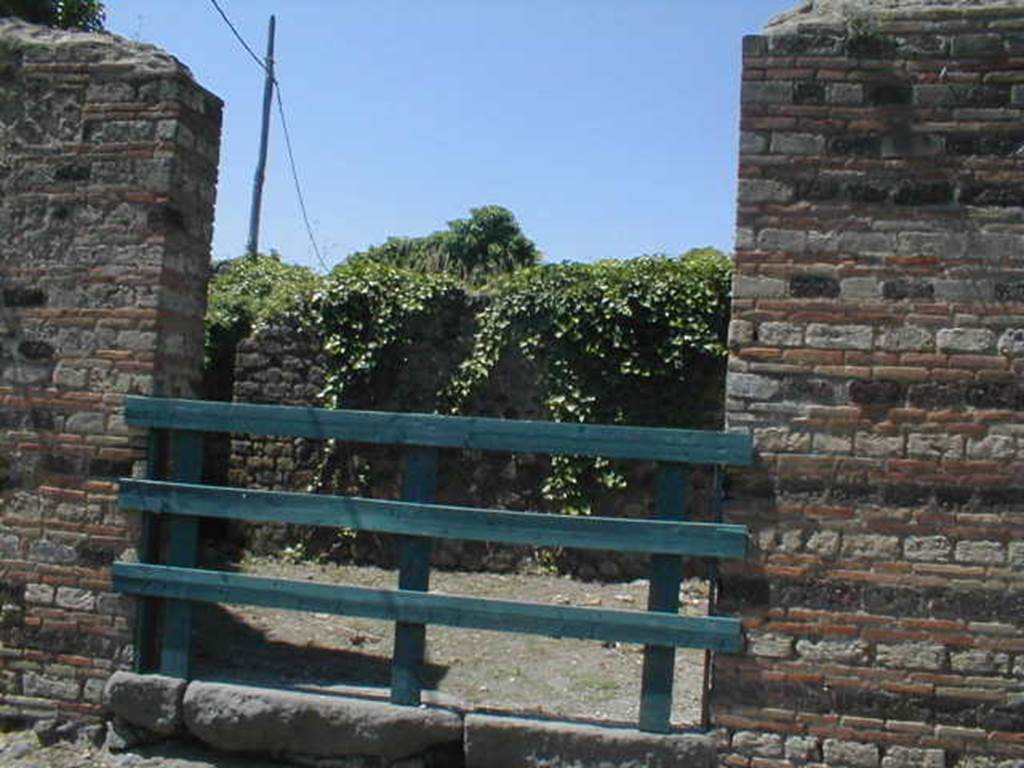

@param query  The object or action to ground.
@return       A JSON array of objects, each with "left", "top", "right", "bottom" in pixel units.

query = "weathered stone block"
[
  {"left": 955, "top": 540, "right": 1006, "bottom": 565},
  {"left": 0, "top": 534, "right": 19, "bottom": 559},
  {"left": 907, "top": 433, "right": 964, "bottom": 460},
  {"left": 881, "top": 746, "right": 945, "bottom": 768},
  {"left": 54, "top": 587, "right": 94, "bottom": 611},
  {"left": 806, "top": 324, "right": 873, "bottom": 351},
  {"left": 791, "top": 274, "right": 840, "bottom": 298},
  {"left": 733, "top": 275, "right": 787, "bottom": 299},
  {"left": 748, "top": 632, "right": 795, "bottom": 659},
  {"left": 23, "top": 583, "right": 54, "bottom": 605},
  {"left": 967, "top": 435, "right": 1016, "bottom": 460},
  {"left": 728, "top": 373, "right": 780, "bottom": 400},
  {"left": 732, "top": 730, "right": 783, "bottom": 758},
  {"left": 806, "top": 530, "right": 840, "bottom": 557},
  {"left": 823, "top": 739, "right": 880, "bottom": 768},
  {"left": 950, "top": 650, "right": 1009, "bottom": 675},
  {"left": 755, "top": 427, "right": 812, "bottom": 453},
  {"left": 22, "top": 672, "right": 79, "bottom": 701},
  {"left": 937, "top": 328, "right": 997, "bottom": 353},
  {"left": 796, "top": 639, "right": 869, "bottom": 664},
  {"left": 904, "top": 536, "right": 952, "bottom": 563},
  {"left": 771, "top": 132, "right": 825, "bottom": 156},
  {"left": 878, "top": 326, "right": 933, "bottom": 352},
  {"left": 742, "top": 81, "right": 793, "bottom": 104},
  {"left": 464, "top": 713, "right": 714, "bottom": 768},
  {"left": 740, "top": 131, "right": 768, "bottom": 154},
  {"left": 758, "top": 228, "right": 807, "bottom": 252},
  {"left": 842, "top": 534, "right": 900, "bottom": 560},
  {"left": 876, "top": 642, "right": 947, "bottom": 671},
  {"left": 998, "top": 328, "right": 1024, "bottom": 356},
  {"left": 185, "top": 681, "right": 463, "bottom": 763},
  {"left": 729, "top": 320, "right": 755, "bottom": 346},
  {"left": 856, "top": 433, "right": 905, "bottom": 458},
  {"left": 104, "top": 671, "right": 186, "bottom": 735},
  {"left": 738, "top": 179, "right": 793, "bottom": 204},
  {"left": 759, "top": 322, "right": 804, "bottom": 347},
  {"left": 786, "top": 735, "right": 821, "bottom": 762},
  {"left": 841, "top": 278, "right": 883, "bottom": 300},
  {"left": 828, "top": 83, "right": 863, "bottom": 105}
]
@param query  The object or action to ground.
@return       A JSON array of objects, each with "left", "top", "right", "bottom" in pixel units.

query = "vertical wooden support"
[
  {"left": 159, "top": 430, "right": 204, "bottom": 678},
  {"left": 133, "top": 430, "right": 163, "bottom": 672},
  {"left": 390, "top": 447, "right": 438, "bottom": 705},
  {"left": 701, "top": 464, "right": 724, "bottom": 728},
  {"left": 639, "top": 462, "right": 688, "bottom": 733}
]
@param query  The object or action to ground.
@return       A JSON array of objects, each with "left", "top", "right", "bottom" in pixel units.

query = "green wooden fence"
[{"left": 113, "top": 396, "right": 752, "bottom": 733}]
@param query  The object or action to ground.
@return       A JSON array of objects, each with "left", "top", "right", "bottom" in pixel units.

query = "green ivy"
[
  {"left": 316, "top": 260, "right": 466, "bottom": 409},
  {"left": 204, "top": 252, "right": 321, "bottom": 372},
  {"left": 204, "top": 247, "right": 733, "bottom": 518},
  {"left": 442, "top": 248, "right": 733, "bottom": 514}
]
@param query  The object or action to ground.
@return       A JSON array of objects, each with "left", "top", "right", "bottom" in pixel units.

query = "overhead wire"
[{"left": 206, "top": 0, "right": 328, "bottom": 271}]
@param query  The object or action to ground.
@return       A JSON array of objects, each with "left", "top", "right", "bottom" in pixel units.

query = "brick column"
[
  {"left": 717, "top": 3, "right": 1024, "bottom": 766},
  {"left": 0, "top": 20, "right": 220, "bottom": 723}
]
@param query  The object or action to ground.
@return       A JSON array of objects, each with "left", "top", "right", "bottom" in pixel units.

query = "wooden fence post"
[
  {"left": 639, "top": 462, "right": 689, "bottom": 733},
  {"left": 158, "top": 429, "right": 204, "bottom": 678},
  {"left": 390, "top": 447, "right": 438, "bottom": 705}
]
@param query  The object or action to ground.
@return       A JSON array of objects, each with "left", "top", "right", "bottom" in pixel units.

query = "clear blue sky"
[{"left": 104, "top": 1, "right": 794, "bottom": 271}]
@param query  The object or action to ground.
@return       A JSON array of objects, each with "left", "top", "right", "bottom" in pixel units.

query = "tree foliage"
[
  {"left": 0, "top": 0, "right": 106, "bottom": 31},
  {"left": 346, "top": 205, "right": 541, "bottom": 287}
]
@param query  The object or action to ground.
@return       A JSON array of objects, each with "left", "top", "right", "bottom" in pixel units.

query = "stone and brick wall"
[
  {"left": 718, "top": 3, "right": 1024, "bottom": 766},
  {"left": 0, "top": 21, "right": 220, "bottom": 723}
]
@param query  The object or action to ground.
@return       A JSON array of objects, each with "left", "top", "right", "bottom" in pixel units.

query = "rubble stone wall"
[
  {"left": 0, "top": 21, "right": 220, "bottom": 723},
  {"left": 719, "top": 4, "right": 1024, "bottom": 767}
]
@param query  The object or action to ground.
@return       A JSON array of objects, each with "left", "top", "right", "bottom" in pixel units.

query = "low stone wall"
[{"left": 227, "top": 313, "right": 722, "bottom": 580}]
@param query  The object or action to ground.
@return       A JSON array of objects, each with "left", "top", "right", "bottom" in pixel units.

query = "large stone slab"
[
  {"left": 182, "top": 680, "right": 463, "bottom": 763},
  {"left": 463, "top": 713, "right": 716, "bottom": 768},
  {"left": 103, "top": 671, "right": 186, "bottom": 736}
]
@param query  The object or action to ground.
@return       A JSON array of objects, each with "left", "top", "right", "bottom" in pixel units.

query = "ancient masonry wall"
[
  {"left": 0, "top": 21, "right": 220, "bottom": 722},
  {"left": 718, "top": 7, "right": 1024, "bottom": 768}
]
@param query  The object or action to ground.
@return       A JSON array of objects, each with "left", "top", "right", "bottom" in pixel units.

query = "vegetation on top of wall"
[
  {"left": 315, "top": 260, "right": 467, "bottom": 409},
  {"left": 203, "top": 212, "right": 733, "bottom": 517},
  {"left": 442, "top": 247, "right": 733, "bottom": 513},
  {"left": 345, "top": 205, "right": 541, "bottom": 288},
  {"left": 203, "top": 253, "right": 320, "bottom": 398}
]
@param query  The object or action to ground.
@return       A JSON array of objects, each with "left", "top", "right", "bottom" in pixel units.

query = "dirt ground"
[
  {"left": 0, "top": 556, "right": 711, "bottom": 766},
  {"left": 194, "top": 555, "right": 711, "bottom": 729}
]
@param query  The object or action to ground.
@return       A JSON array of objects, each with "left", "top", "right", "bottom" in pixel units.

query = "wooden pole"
[{"left": 246, "top": 14, "right": 275, "bottom": 259}]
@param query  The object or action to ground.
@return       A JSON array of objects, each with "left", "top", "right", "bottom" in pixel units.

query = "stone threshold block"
[
  {"left": 463, "top": 713, "right": 716, "bottom": 768},
  {"left": 105, "top": 674, "right": 463, "bottom": 766}
]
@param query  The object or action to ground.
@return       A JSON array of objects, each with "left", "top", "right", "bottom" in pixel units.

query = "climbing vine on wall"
[
  {"left": 206, "top": 248, "right": 733, "bottom": 517},
  {"left": 441, "top": 248, "right": 733, "bottom": 513},
  {"left": 315, "top": 260, "right": 468, "bottom": 409}
]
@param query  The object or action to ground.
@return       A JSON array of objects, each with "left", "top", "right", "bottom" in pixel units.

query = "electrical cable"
[{"left": 275, "top": 85, "right": 328, "bottom": 271}]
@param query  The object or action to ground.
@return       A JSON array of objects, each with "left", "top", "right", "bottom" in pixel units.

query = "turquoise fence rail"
[{"left": 113, "top": 395, "right": 752, "bottom": 734}]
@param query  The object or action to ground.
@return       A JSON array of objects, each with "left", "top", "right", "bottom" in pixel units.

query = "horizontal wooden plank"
[
  {"left": 112, "top": 563, "right": 743, "bottom": 651},
  {"left": 119, "top": 480, "right": 749, "bottom": 560},
  {"left": 124, "top": 397, "right": 753, "bottom": 465}
]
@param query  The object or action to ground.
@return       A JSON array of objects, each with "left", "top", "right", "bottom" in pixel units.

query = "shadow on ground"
[{"left": 192, "top": 602, "right": 449, "bottom": 692}]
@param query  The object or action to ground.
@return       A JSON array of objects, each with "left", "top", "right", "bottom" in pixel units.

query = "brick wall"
[
  {"left": 718, "top": 4, "right": 1024, "bottom": 767},
  {"left": 0, "top": 20, "right": 220, "bottom": 723}
]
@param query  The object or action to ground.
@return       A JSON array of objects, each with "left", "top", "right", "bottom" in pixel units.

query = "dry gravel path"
[
  {"left": 1, "top": 557, "right": 712, "bottom": 766},
  {"left": 194, "top": 555, "right": 711, "bottom": 728}
]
